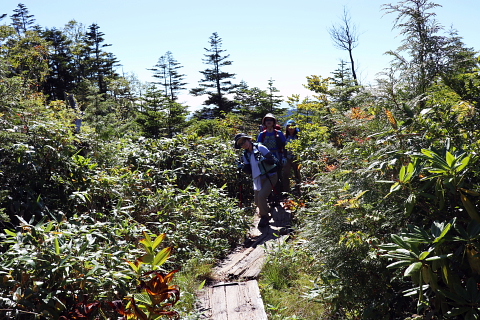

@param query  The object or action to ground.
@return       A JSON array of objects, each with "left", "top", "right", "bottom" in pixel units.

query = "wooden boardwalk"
[{"left": 197, "top": 204, "right": 292, "bottom": 319}]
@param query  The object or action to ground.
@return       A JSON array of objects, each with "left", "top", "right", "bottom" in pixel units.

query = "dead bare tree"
[{"left": 328, "top": 7, "right": 360, "bottom": 82}]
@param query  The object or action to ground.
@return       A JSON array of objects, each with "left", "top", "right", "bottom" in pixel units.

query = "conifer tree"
[
  {"left": 149, "top": 51, "right": 186, "bottom": 100},
  {"left": 81, "top": 23, "right": 119, "bottom": 95},
  {"left": 42, "top": 28, "right": 75, "bottom": 100},
  {"left": 266, "top": 78, "right": 284, "bottom": 114},
  {"left": 136, "top": 85, "right": 188, "bottom": 138},
  {"left": 10, "top": 3, "right": 36, "bottom": 37},
  {"left": 234, "top": 79, "right": 285, "bottom": 120},
  {"left": 190, "top": 32, "right": 238, "bottom": 118},
  {"left": 382, "top": 0, "right": 444, "bottom": 108}
]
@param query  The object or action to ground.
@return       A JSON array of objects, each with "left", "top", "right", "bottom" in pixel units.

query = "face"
[
  {"left": 264, "top": 118, "right": 274, "bottom": 126},
  {"left": 240, "top": 139, "right": 251, "bottom": 149}
]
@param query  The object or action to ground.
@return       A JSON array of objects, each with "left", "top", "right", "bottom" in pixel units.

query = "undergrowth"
[{"left": 259, "top": 239, "right": 325, "bottom": 320}]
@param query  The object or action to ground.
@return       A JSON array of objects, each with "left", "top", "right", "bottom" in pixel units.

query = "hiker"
[
  {"left": 282, "top": 119, "right": 301, "bottom": 193},
  {"left": 257, "top": 113, "right": 287, "bottom": 198},
  {"left": 235, "top": 133, "right": 278, "bottom": 228}
]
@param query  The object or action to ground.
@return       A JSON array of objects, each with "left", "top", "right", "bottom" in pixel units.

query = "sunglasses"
[{"left": 239, "top": 139, "right": 250, "bottom": 147}]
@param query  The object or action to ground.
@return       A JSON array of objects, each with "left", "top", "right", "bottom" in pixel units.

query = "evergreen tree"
[
  {"left": 234, "top": 79, "right": 285, "bottom": 121},
  {"left": 329, "top": 60, "right": 361, "bottom": 111},
  {"left": 234, "top": 80, "right": 269, "bottom": 117},
  {"left": 81, "top": 23, "right": 119, "bottom": 95},
  {"left": 382, "top": 0, "right": 444, "bottom": 109},
  {"left": 42, "top": 28, "right": 76, "bottom": 100},
  {"left": 190, "top": 32, "right": 238, "bottom": 118},
  {"left": 439, "top": 28, "right": 480, "bottom": 104},
  {"left": 136, "top": 85, "right": 188, "bottom": 138},
  {"left": 10, "top": 3, "right": 36, "bottom": 37},
  {"left": 266, "top": 78, "right": 284, "bottom": 114},
  {"left": 149, "top": 51, "right": 187, "bottom": 101}
]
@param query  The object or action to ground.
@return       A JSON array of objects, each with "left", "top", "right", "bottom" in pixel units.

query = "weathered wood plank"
[
  {"left": 228, "top": 247, "right": 265, "bottom": 278},
  {"left": 243, "top": 280, "right": 268, "bottom": 320},
  {"left": 209, "top": 285, "right": 229, "bottom": 320},
  {"left": 241, "top": 254, "right": 266, "bottom": 279},
  {"left": 206, "top": 281, "right": 267, "bottom": 320},
  {"left": 216, "top": 247, "right": 255, "bottom": 276},
  {"left": 196, "top": 203, "right": 292, "bottom": 319}
]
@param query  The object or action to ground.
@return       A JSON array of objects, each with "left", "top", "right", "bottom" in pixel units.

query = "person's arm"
[
  {"left": 257, "top": 132, "right": 264, "bottom": 143},
  {"left": 258, "top": 145, "right": 277, "bottom": 164},
  {"left": 242, "top": 153, "right": 252, "bottom": 174},
  {"left": 278, "top": 131, "right": 288, "bottom": 159}
]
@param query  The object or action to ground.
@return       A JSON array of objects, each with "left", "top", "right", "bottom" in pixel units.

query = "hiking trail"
[{"left": 196, "top": 204, "right": 292, "bottom": 319}]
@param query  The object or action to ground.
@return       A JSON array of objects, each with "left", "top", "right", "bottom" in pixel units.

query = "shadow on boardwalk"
[{"left": 196, "top": 204, "right": 293, "bottom": 319}]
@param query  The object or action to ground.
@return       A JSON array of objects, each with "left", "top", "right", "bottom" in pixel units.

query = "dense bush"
[{"left": 0, "top": 101, "right": 254, "bottom": 318}]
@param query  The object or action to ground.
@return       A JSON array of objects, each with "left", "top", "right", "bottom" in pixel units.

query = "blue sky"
[{"left": 2, "top": 0, "right": 479, "bottom": 110}]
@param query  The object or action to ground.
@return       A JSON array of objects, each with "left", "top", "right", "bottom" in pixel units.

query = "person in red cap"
[{"left": 235, "top": 133, "right": 278, "bottom": 228}]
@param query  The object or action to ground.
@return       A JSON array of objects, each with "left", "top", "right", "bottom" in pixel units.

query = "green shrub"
[{"left": 0, "top": 213, "right": 145, "bottom": 319}]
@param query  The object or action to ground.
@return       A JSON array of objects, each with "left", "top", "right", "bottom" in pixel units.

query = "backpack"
[
  {"left": 258, "top": 129, "right": 285, "bottom": 154},
  {"left": 243, "top": 143, "right": 277, "bottom": 175}
]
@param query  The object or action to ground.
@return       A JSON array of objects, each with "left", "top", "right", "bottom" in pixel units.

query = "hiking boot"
[{"left": 257, "top": 216, "right": 270, "bottom": 228}]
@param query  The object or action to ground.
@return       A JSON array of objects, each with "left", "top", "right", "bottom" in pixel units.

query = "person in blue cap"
[{"left": 283, "top": 120, "right": 301, "bottom": 193}]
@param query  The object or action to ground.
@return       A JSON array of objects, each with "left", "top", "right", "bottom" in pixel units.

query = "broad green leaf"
[
  {"left": 460, "top": 193, "right": 480, "bottom": 223},
  {"left": 401, "top": 162, "right": 415, "bottom": 183},
  {"left": 4, "top": 229, "right": 16, "bottom": 237},
  {"left": 151, "top": 233, "right": 166, "bottom": 251},
  {"left": 133, "top": 293, "right": 153, "bottom": 305},
  {"left": 438, "top": 289, "right": 466, "bottom": 304},
  {"left": 128, "top": 260, "right": 142, "bottom": 272},
  {"left": 198, "top": 279, "right": 206, "bottom": 290},
  {"left": 446, "top": 151, "right": 456, "bottom": 167},
  {"left": 453, "top": 281, "right": 470, "bottom": 302},
  {"left": 153, "top": 247, "right": 172, "bottom": 267},
  {"left": 433, "top": 223, "right": 451, "bottom": 243},
  {"left": 425, "top": 253, "right": 453, "bottom": 261},
  {"left": 455, "top": 155, "right": 471, "bottom": 173},
  {"left": 404, "top": 262, "right": 422, "bottom": 277},
  {"left": 391, "top": 234, "right": 410, "bottom": 249},
  {"left": 138, "top": 253, "right": 153, "bottom": 264},
  {"left": 383, "top": 253, "right": 415, "bottom": 260},
  {"left": 386, "top": 260, "right": 412, "bottom": 269},
  {"left": 418, "top": 251, "right": 430, "bottom": 260},
  {"left": 460, "top": 188, "right": 480, "bottom": 197},
  {"left": 44, "top": 221, "right": 55, "bottom": 232},
  {"left": 445, "top": 307, "right": 471, "bottom": 317},
  {"left": 55, "top": 237, "right": 61, "bottom": 255},
  {"left": 389, "top": 182, "right": 401, "bottom": 193},
  {"left": 139, "top": 232, "right": 154, "bottom": 254},
  {"left": 466, "top": 277, "right": 479, "bottom": 302},
  {"left": 427, "top": 169, "right": 449, "bottom": 174},
  {"left": 421, "top": 149, "right": 451, "bottom": 171},
  {"left": 399, "top": 165, "right": 406, "bottom": 181}
]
